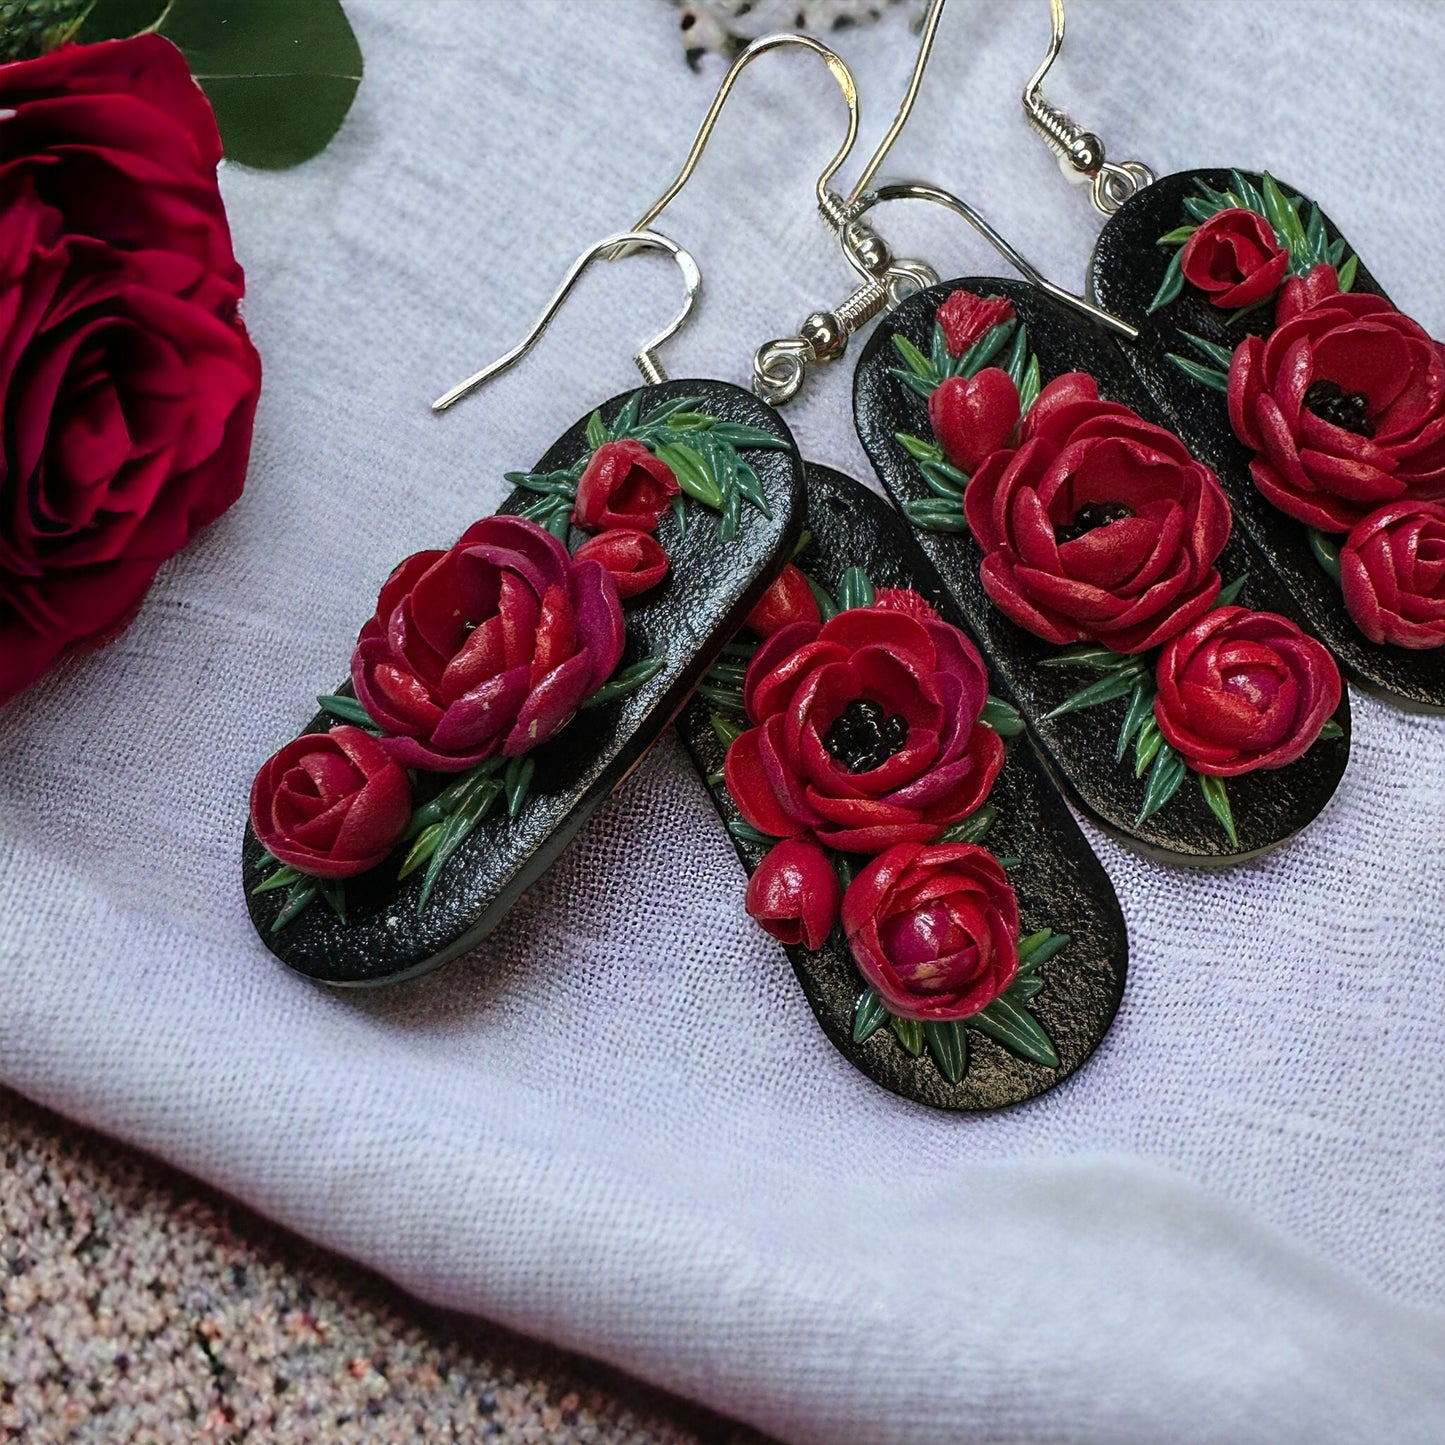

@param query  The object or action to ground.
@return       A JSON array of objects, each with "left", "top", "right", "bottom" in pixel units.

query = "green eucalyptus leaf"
[
  {"left": 980, "top": 695, "right": 1025, "bottom": 739},
  {"left": 852, "top": 988, "right": 889, "bottom": 1045},
  {"left": 1182, "top": 194, "right": 1220, "bottom": 225},
  {"left": 706, "top": 660, "right": 748, "bottom": 687},
  {"left": 544, "top": 503, "right": 573, "bottom": 541},
  {"left": 1199, "top": 772, "right": 1239, "bottom": 847},
  {"left": 124, "top": 0, "right": 365, "bottom": 171},
  {"left": 837, "top": 567, "right": 875, "bottom": 612},
  {"left": 890, "top": 1016, "right": 925, "bottom": 1058},
  {"left": 1261, "top": 173, "right": 1308, "bottom": 256},
  {"left": 1147, "top": 248, "right": 1186, "bottom": 313},
  {"left": 417, "top": 779, "right": 502, "bottom": 912},
  {"left": 937, "top": 803, "right": 996, "bottom": 846},
  {"left": 968, "top": 996, "right": 1059, "bottom": 1068},
  {"left": 1137, "top": 742, "right": 1187, "bottom": 824},
  {"left": 923, "top": 1020, "right": 968, "bottom": 1085}
]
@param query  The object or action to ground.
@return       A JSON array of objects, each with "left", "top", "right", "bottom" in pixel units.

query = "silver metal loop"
[
  {"left": 753, "top": 337, "right": 812, "bottom": 407},
  {"left": 1092, "top": 160, "right": 1154, "bottom": 215},
  {"left": 431, "top": 230, "right": 701, "bottom": 414},
  {"left": 850, "top": 181, "right": 1139, "bottom": 341}
]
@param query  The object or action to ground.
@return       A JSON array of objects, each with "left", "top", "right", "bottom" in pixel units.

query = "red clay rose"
[
  {"left": 928, "top": 367, "right": 1020, "bottom": 475},
  {"left": 250, "top": 726, "right": 412, "bottom": 880},
  {"left": 723, "top": 596, "right": 1004, "bottom": 854},
  {"left": 352, "top": 515, "right": 625, "bottom": 771},
  {"left": 1339, "top": 500, "right": 1445, "bottom": 648},
  {"left": 842, "top": 842, "right": 1019, "bottom": 1023},
  {"left": 964, "top": 372, "right": 1231, "bottom": 653},
  {"left": 746, "top": 837, "right": 840, "bottom": 951},
  {"left": 1154, "top": 606, "right": 1341, "bottom": 776},
  {"left": 1179, "top": 208, "right": 1289, "bottom": 310},
  {"left": 1228, "top": 264, "right": 1445, "bottom": 531},
  {"left": 572, "top": 528, "right": 669, "bottom": 599},
  {"left": 0, "top": 37, "right": 260, "bottom": 706},
  {"left": 745, "top": 563, "right": 820, "bottom": 637},
  {"left": 936, "top": 289, "right": 1015, "bottom": 357},
  {"left": 574, "top": 438, "right": 680, "bottom": 534}
]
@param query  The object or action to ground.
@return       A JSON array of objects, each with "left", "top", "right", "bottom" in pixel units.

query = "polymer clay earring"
[
  {"left": 849, "top": 183, "right": 1350, "bottom": 865},
  {"left": 1022, "top": 0, "right": 1445, "bottom": 711},
  {"left": 242, "top": 231, "right": 804, "bottom": 985}
]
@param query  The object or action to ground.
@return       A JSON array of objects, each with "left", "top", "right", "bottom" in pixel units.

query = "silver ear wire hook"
[
  {"left": 1021, "top": 0, "right": 1153, "bottom": 215},
  {"left": 851, "top": 180, "right": 1140, "bottom": 341},
  {"left": 431, "top": 231, "right": 701, "bottom": 414}
]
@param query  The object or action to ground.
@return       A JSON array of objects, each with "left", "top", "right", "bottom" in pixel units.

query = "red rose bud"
[
  {"left": 1179, "top": 208, "right": 1289, "bottom": 310},
  {"left": 936, "top": 289, "right": 1015, "bottom": 357},
  {"left": 964, "top": 372, "right": 1232, "bottom": 654},
  {"left": 928, "top": 368, "right": 1021, "bottom": 476},
  {"left": 352, "top": 515, "right": 624, "bottom": 771},
  {"left": 1228, "top": 267, "right": 1445, "bottom": 532},
  {"left": 250, "top": 727, "right": 411, "bottom": 880},
  {"left": 1153, "top": 606, "right": 1341, "bottom": 776},
  {"left": 744, "top": 564, "right": 821, "bottom": 637},
  {"left": 745, "top": 838, "right": 841, "bottom": 951},
  {"left": 573, "top": 438, "right": 680, "bottom": 534},
  {"left": 842, "top": 843, "right": 1019, "bottom": 1023},
  {"left": 723, "top": 603, "right": 1004, "bottom": 854},
  {"left": 573, "top": 529, "right": 669, "bottom": 599},
  {"left": 0, "top": 36, "right": 260, "bottom": 706},
  {"left": 1340, "top": 501, "right": 1445, "bottom": 648}
]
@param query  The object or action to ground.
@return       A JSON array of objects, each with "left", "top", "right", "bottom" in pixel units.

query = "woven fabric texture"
[{"left": 2, "top": 3, "right": 1444, "bottom": 1442}]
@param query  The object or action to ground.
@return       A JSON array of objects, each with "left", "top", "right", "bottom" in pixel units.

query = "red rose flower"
[
  {"left": 1228, "top": 264, "right": 1445, "bottom": 531},
  {"left": 963, "top": 373, "right": 1232, "bottom": 653},
  {"left": 352, "top": 515, "right": 625, "bottom": 771},
  {"left": 1153, "top": 606, "right": 1341, "bottom": 776},
  {"left": 745, "top": 563, "right": 820, "bottom": 637},
  {"left": 928, "top": 367, "right": 1020, "bottom": 475},
  {"left": 745, "top": 837, "right": 840, "bottom": 951},
  {"left": 574, "top": 438, "right": 680, "bottom": 533},
  {"left": 723, "top": 596, "right": 1004, "bottom": 853},
  {"left": 936, "top": 288, "right": 1015, "bottom": 357},
  {"left": 1179, "top": 208, "right": 1289, "bottom": 310},
  {"left": 1339, "top": 500, "right": 1445, "bottom": 649},
  {"left": 842, "top": 842, "right": 1019, "bottom": 1024},
  {"left": 250, "top": 726, "right": 412, "bottom": 880},
  {"left": 572, "top": 528, "right": 669, "bottom": 599},
  {"left": 0, "top": 37, "right": 260, "bottom": 706},
  {"left": 872, "top": 588, "right": 939, "bottom": 623}
]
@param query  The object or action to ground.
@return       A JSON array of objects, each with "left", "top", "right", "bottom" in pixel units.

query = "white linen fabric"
[{"left": 4, "top": 2, "right": 1445, "bottom": 1439}]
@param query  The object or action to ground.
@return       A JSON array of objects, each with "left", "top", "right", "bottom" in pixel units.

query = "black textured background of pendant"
[
  {"left": 1090, "top": 167, "right": 1445, "bottom": 712},
  {"left": 675, "top": 465, "right": 1129, "bottom": 1112},
  {"left": 853, "top": 277, "right": 1351, "bottom": 865},
  {"left": 243, "top": 379, "right": 803, "bottom": 986}
]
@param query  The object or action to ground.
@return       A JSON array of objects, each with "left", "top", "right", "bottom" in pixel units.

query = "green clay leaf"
[
  {"left": 1182, "top": 194, "right": 1221, "bottom": 225},
  {"left": 1043, "top": 667, "right": 1142, "bottom": 722},
  {"left": 892, "top": 332, "right": 937, "bottom": 382},
  {"left": 1199, "top": 772, "right": 1239, "bottom": 848},
  {"left": 1115, "top": 677, "right": 1156, "bottom": 763},
  {"left": 316, "top": 693, "right": 376, "bottom": 729},
  {"left": 805, "top": 576, "right": 839, "bottom": 622},
  {"left": 1337, "top": 253, "right": 1359, "bottom": 292},
  {"left": 727, "top": 817, "right": 776, "bottom": 847},
  {"left": 1037, "top": 642, "right": 1137, "bottom": 672},
  {"left": 706, "top": 660, "right": 748, "bottom": 687},
  {"left": 852, "top": 988, "right": 889, "bottom": 1045},
  {"left": 397, "top": 821, "right": 444, "bottom": 880},
  {"left": 837, "top": 567, "right": 875, "bottom": 612},
  {"left": 1018, "top": 354, "right": 1042, "bottom": 417},
  {"left": 503, "top": 755, "right": 534, "bottom": 821},
  {"left": 417, "top": 778, "right": 503, "bottom": 912},
  {"left": 1003, "top": 322, "right": 1030, "bottom": 390},
  {"left": 719, "top": 484, "right": 742, "bottom": 544},
  {"left": 930, "top": 322, "right": 951, "bottom": 380},
  {"left": 609, "top": 390, "right": 643, "bottom": 439},
  {"left": 654, "top": 440, "right": 724, "bottom": 511},
  {"left": 710, "top": 713, "right": 744, "bottom": 749},
  {"left": 1231, "top": 169, "right": 1267, "bottom": 215},
  {"left": 1134, "top": 716, "right": 1164, "bottom": 777},
  {"left": 952, "top": 319, "right": 1015, "bottom": 379},
  {"left": 890, "top": 1016, "right": 925, "bottom": 1058},
  {"left": 1181, "top": 330, "right": 1237, "bottom": 372},
  {"left": 316, "top": 877, "right": 346, "bottom": 923},
  {"left": 1261, "top": 173, "right": 1308, "bottom": 256},
  {"left": 1008, "top": 974, "right": 1045, "bottom": 1003},
  {"left": 889, "top": 368, "right": 937, "bottom": 402},
  {"left": 937, "top": 802, "right": 996, "bottom": 846},
  {"left": 980, "top": 695, "right": 1025, "bottom": 739},
  {"left": 923, "top": 1020, "right": 968, "bottom": 1085},
  {"left": 134, "top": 0, "right": 364, "bottom": 171},
  {"left": 896, "top": 432, "right": 943, "bottom": 463},
  {"left": 670, "top": 494, "right": 687, "bottom": 536},
  {"left": 580, "top": 656, "right": 665, "bottom": 711},
  {"left": 705, "top": 422, "right": 791, "bottom": 450},
  {"left": 270, "top": 877, "right": 318, "bottom": 932},
  {"left": 1308, "top": 528, "right": 1343, "bottom": 584},
  {"left": 1216, "top": 573, "right": 1249, "bottom": 608},
  {"left": 1137, "top": 742, "right": 1187, "bottom": 825},
  {"left": 1146, "top": 248, "right": 1186, "bottom": 313},
  {"left": 251, "top": 864, "right": 301, "bottom": 896},
  {"left": 1017, "top": 928, "right": 1070, "bottom": 973},
  {"left": 1167, "top": 353, "right": 1231, "bottom": 395},
  {"left": 1156, "top": 225, "right": 1199, "bottom": 246},
  {"left": 902, "top": 498, "right": 969, "bottom": 534},
  {"left": 967, "top": 996, "right": 1059, "bottom": 1068},
  {"left": 1318, "top": 718, "right": 1345, "bottom": 742},
  {"left": 919, "top": 458, "right": 970, "bottom": 496},
  {"left": 585, "top": 410, "right": 608, "bottom": 450}
]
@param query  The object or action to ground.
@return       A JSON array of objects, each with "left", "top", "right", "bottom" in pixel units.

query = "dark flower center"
[
  {"left": 823, "top": 698, "right": 909, "bottom": 773},
  {"left": 1056, "top": 502, "right": 1135, "bottom": 544},
  {"left": 1304, "top": 379, "right": 1375, "bottom": 438}
]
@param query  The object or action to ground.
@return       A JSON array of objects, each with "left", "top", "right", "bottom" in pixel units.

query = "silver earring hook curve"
[{"left": 432, "top": 230, "right": 702, "bottom": 414}]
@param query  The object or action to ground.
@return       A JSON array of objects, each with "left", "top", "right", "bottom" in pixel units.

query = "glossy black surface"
[
  {"left": 854, "top": 277, "right": 1351, "bottom": 865},
  {"left": 1091, "top": 168, "right": 1445, "bottom": 712},
  {"left": 244, "top": 379, "right": 803, "bottom": 986},
  {"left": 676, "top": 464, "right": 1128, "bottom": 1111}
]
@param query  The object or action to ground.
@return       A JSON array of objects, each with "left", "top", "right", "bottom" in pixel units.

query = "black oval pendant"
[
  {"left": 243, "top": 379, "right": 803, "bottom": 985},
  {"left": 676, "top": 463, "right": 1128, "bottom": 1111},
  {"left": 854, "top": 276, "right": 1351, "bottom": 866},
  {"left": 1090, "top": 168, "right": 1445, "bottom": 712}
]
